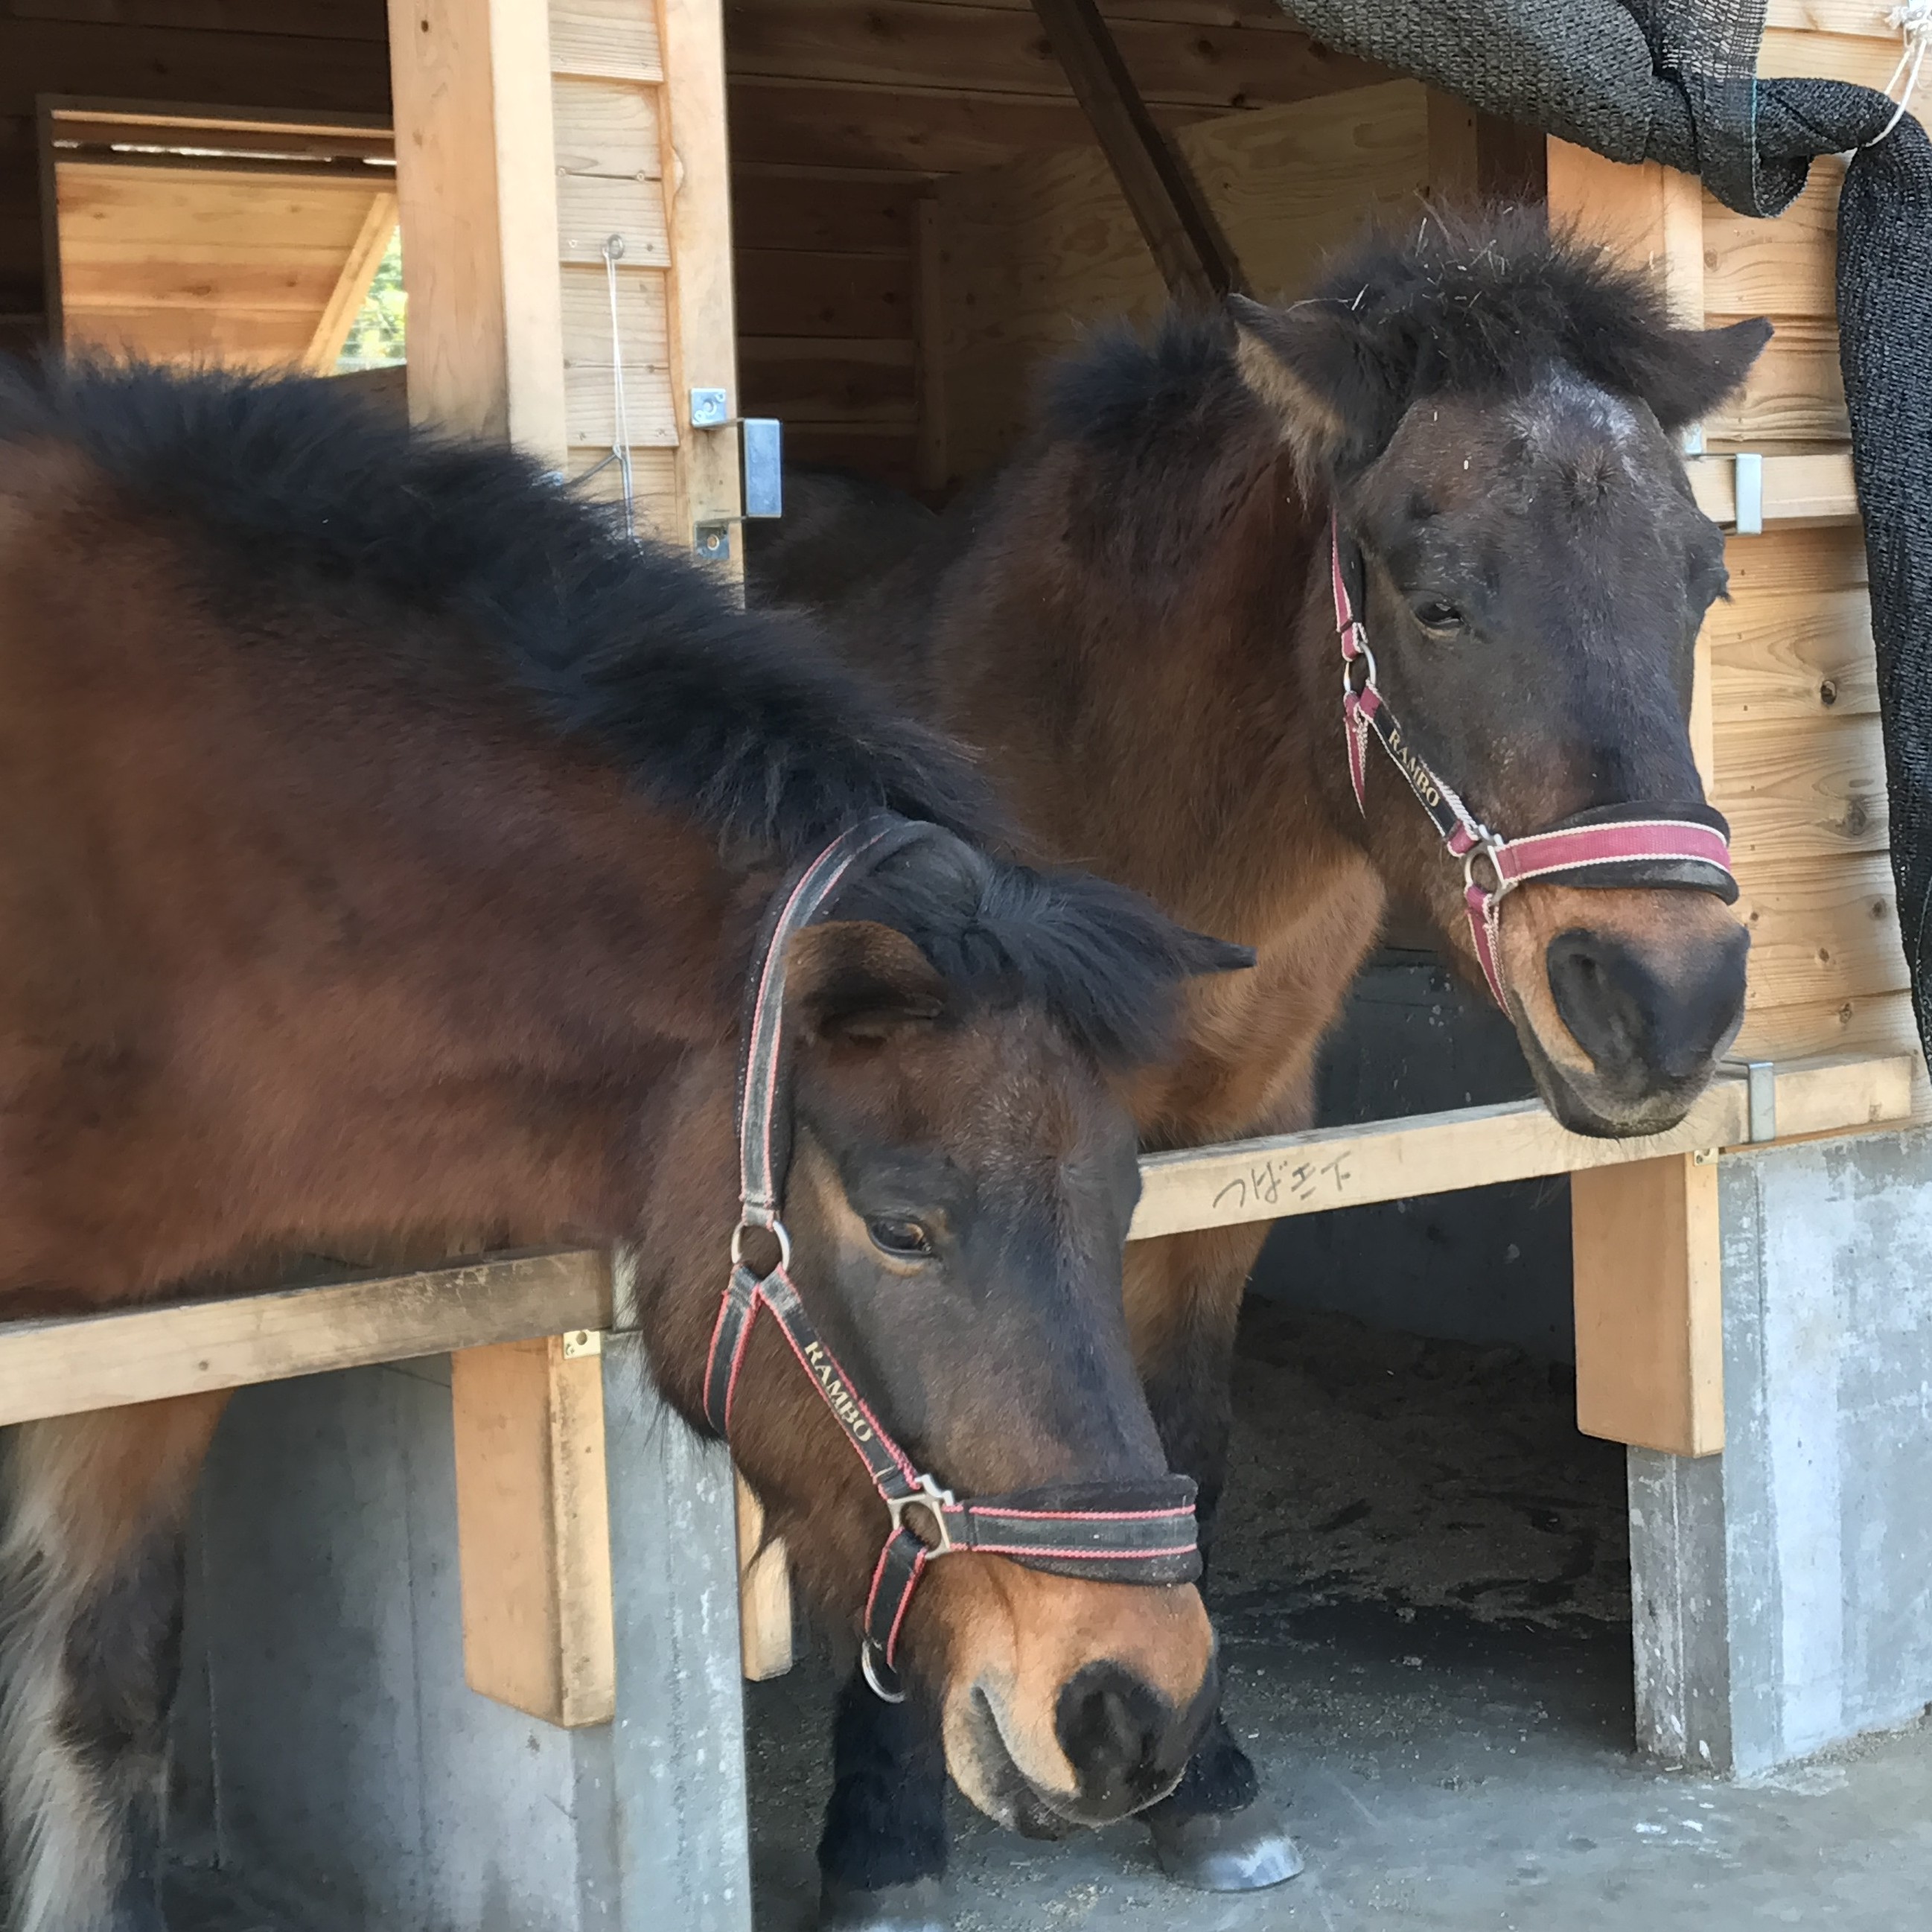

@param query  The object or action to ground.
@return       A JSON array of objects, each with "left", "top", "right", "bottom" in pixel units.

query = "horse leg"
[
  {"left": 0, "top": 1394, "right": 229, "bottom": 1932},
  {"left": 814, "top": 1667, "right": 950, "bottom": 1932},
  {"left": 1126, "top": 1225, "right": 1303, "bottom": 1893}
]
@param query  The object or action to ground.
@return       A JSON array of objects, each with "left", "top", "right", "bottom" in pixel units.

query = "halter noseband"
[
  {"left": 1330, "top": 518, "right": 1738, "bottom": 1009},
  {"left": 702, "top": 816, "right": 1201, "bottom": 1702}
]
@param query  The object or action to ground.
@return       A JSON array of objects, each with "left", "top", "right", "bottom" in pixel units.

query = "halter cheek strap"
[
  {"left": 1331, "top": 518, "right": 1738, "bottom": 1010},
  {"left": 703, "top": 816, "right": 1201, "bottom": 1703}
]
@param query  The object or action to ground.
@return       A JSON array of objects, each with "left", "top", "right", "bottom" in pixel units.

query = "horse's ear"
[
  {"left": 1226, "top": 292, "right": 1391, "bottom": 476},
  {"left": 1594, "top": 316, "right": 1773, "bottom": 432},
  {"left": 785, "top": 920, "right": 948, "bottom": 1045}
]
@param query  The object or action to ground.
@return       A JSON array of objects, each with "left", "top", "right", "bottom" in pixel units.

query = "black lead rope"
[{"left": 702, "top": 816, "right": 1200, "bottom": 1702}]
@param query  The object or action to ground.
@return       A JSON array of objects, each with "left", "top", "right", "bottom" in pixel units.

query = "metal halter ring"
[
  {"left": 1461, "top": 837, "right": 1508, "bottom": 902},
  {"left": 730, "top": 1217, "right": 793, "bottom": 1278},
  {"left": 861, "top": 1636, "right": 908, "bottom": 1703},
  {"left": 1341, "top": 635, "right": 1377, "bottom": 701}
]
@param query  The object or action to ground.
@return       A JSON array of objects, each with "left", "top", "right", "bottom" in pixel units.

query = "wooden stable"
[{"left": 0, "top": 0, "right": 1924, "bottom": 1868}]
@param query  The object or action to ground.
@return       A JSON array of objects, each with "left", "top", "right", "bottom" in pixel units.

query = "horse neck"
[{"left": 989, "top": 424, "right": 1369, "bottom": 941}]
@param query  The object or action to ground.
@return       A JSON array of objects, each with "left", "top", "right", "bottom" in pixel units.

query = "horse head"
[
  {"left": 645, "top": 829, "right": 1251, "bottom": 1830},
  {"left": 1232, "top": 210, "right": 1767, "bottom": 1137}
]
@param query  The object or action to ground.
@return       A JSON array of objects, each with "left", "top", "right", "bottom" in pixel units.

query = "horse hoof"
[
  {"left": 817, "top": 1875, "right": 948, "bottom": 1932},
  {"left": 1146, "top": 1800, "right": 1305, "bottom": 1892}
]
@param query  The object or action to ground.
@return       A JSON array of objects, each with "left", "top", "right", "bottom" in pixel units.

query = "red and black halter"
[
  {"left": 703, "top": 817, "right": 1201, "bottom": 1702},
  {"left": 1330, "top": 518, "right": 1738, "bottom": 1007}
]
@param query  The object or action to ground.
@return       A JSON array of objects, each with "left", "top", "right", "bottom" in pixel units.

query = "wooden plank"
[
  {"left": 739, "top": 335, "right": 916, "bottom": 424},
  {"left": 303, "top": 186, "right": 396, "bottom": 371},
  {"left": 1709, "top": 584, "right": 1876, "bottom": 724},
  {"left": 553, "top": 72, "right": 663, "bottom": 182},
  {"left": 660, "top": 0, "right": 744, "bottom": 548},
  {"left": 730, "top": 168, "right": 916, "bottom": 254},
  {"left": 722, "top": 0, "right": 1386, "bottom": 109},
  {"left": 10, "top": 1, "right": 389, "bottom": 39},
  {"left": 551, "top": 0, "right": 665, "bottom": 81},
  {"left": 1702, "top": 313, "right": 1848, "bottom": 447},
  {"left": 1705, "top": 162, "right": 1843, "bottom": 318},
  {"left": 1126, "top": 1055, "right": 1916, "bottom": 1242},
  {"left": 1732, "top": 986, "right": 1923, "bottom": 1073},
  {"left": 1735, "top": 852, "right": 1907, "bottom": 1011},
  {"left": 0, "top": 1249, "right": 610, "bottom": 1429},
  {"left": 915, "top": 191, "right": 946, "bottom": 490},
  {"left": 1766, "top": 1, "right": 1898, "bottom": 29},
  {"left": 726, "top": 76, "right": 1171, "bottom": 173},
  {"left": 734, "top": 1473, "right": 794, "bottom": 1680},
  {"left": 0, "top": 22, "right": 394, "bottom": 119},
  {"left": 1760, "top": 22, "right": 1915, "bottom": 85},
  {"left": 734, "top": 247, "right": 914, "bottom": 338},
  {"left": 388, "top": 0, "right": 568, "bottom": 454},
  {"left": 1687, "top": 450, "right": 1859, "bottom": 526},
  {"left": 453, "top": 1333, "right": 616, "bottom": 1727},
  {"left": 1715, "top": 712, "right": 1887, "bottom": 864},
  {"left": 1028, "top": 0, "right": 1245, "bottom": 301},
  {"left": 1724, "top": 519, "right": 1867, "bottom": 596},
  {"left": 556, "top": 174, "right": 671, "bottom": 264},
  {"left": 1572, "top": 1154, "right": 1723, "bottom": 1456}
]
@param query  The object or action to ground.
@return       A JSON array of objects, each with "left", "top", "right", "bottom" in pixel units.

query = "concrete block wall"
[
  {"left": 171, "top": 1340, "right": 751, "bottom": 1932},
  {"left": 1631, "top": 1128, "right": 1932, "bottom": 1776}
]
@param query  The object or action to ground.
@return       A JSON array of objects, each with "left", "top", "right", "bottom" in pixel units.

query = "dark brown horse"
[
  {"left": 0, "top": 361, "right": 1249, "bottom": 1930},
  {"left": 772, "top": 211, "right": 1769, "bottom": 1925}
]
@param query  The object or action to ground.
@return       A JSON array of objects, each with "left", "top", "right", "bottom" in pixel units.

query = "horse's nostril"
[
  {"left": 1546, "top": 925, "right": 1747, "bottom": 1085},
  {"left": 1054, "top": 1661, "right": 1171, "bottom": 1806}
]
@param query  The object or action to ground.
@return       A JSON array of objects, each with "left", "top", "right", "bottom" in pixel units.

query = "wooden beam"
[
  {"left": 734, "top": 1472, "right": 794, "bottom": 1680},
  {"left": 303, "top": 186, "right": 398, "bottom": 372},
  {"left": 1572, "top": 1153, "right": 1724, "bottom": 1456},
  {"left": 453, "top": 1333, "right": 616, "bottom": 1726},
  {"left": 1027, "top": 0, "right": 1245, "bottom": 302},
  {"left": 0, "top": 1248, "right": 609, "bottom": 1429},
  {"left": 1687, "top": 450, "right": 1860, "bottom": 528},
  {"left": 914, "top": 192, "right": 947, "bottom": 493},
  {"left": 1126, "top": 1053, "right": 1916, "bottom": 1242}
]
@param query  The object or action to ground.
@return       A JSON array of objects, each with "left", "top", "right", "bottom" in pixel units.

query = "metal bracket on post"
[
  {"left": 1732, "top": 451, "right": 1764, "bottom": 536},
  {"left": 1746, "top": 1059, "right": 1776, "bottom": 1144},
  {"left": 689, "top": 389, "right": 784, "bottom": 564}
]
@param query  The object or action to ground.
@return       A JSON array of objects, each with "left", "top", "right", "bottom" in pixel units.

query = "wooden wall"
[
  {"left": 0, "top": 1, "right": 392, "bottom": 357},
  {"left": 1722, "top": 2, "right": 1916, "bottom": 1075},
  {"left": 721, "top": 0, "right": 1395, "bottom": 489},
  {"left": 934, "top": 78, "right": 1427, "bottom": 482}
]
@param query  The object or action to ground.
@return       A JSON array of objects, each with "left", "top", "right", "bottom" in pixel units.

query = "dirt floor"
[{"left": 742, "top": 1303, "right": 1932, "bottom": 1932}]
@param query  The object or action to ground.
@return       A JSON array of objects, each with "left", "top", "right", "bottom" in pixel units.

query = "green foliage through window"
[{"left": 337, "top": 227, "right": 405, "bottom": 372}]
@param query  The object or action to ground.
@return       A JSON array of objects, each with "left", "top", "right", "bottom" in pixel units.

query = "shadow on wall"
[{"left": 1248, "top": 947, "right": 1576, "bottom": 1363}]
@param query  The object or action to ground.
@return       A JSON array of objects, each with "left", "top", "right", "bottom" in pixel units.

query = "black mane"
[
  {"left": 838, "top": 835, "right": 1247, "bottom": 1069},
  {"left": 0, "top": 357, "right": 997, "bottom": 865},
  {"left": 1045, "top": 206, "right": 1757, "bottom": 471},
  {"left": 0, "top": 358, "right": 1242, "bottom": 1060}
]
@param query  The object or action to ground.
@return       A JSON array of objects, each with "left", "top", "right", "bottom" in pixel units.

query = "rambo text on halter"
[
  {"left": 1329, "top": 519, "right": 1738, "bottom": 1008},
  {"left": 703, "top": 816, "right": 1202, "bottom": 1702}
]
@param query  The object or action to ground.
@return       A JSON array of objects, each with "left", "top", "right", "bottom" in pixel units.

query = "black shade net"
[{"left": 1280, "top": 3, "right": 1932, "bottom": 1057}]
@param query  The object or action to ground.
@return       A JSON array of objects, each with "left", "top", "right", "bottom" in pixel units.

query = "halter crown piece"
[
  {"left": 703, "top": 816, "right": 1202, "bottom": 1703},
  {"left": 1329, "top": 517, "right": 1738, "bottom": 1009}
]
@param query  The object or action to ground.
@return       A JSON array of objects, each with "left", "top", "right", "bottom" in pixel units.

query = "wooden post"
[
  {"left": 451, "top": 1334, "right": 617, "bottom": 1724},
  {"left": 1572, "top": 1152, "right": 1724, "bottom": 1456},
  {"left": 1027, "top": 0, "right": 1246, "bottom": 302},
  {"left": 1550, "top": 139, "right": 1729, "bottom": 1456}
]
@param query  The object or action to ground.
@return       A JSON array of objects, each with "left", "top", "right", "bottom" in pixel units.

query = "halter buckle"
[
  {"left": 886, "top": 1472, "right": 958, "bottom": 1555},
  {"left": 730, "top": 1217, "right": 792, "bottom": 1279},
  {"left": 1461, "top": 834, "right": 1508, "bottom": 903}
]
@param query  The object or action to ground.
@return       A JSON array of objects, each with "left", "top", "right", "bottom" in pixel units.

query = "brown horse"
[
  {"left": 0, "top": 361, "right": 1249, "bottom": 1930},
  {"left": 775, "top": 210, "right": 1769, "bottom": 1925}
]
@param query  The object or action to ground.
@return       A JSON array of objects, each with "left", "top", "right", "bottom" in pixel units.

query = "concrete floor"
[{"left": 171, "top": 1304, "right": 1932, "bottom": 1930}]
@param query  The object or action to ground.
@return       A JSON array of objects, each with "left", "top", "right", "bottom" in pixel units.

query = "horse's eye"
[
  {"left": 1412, "top": 600, "right": 1464, "bottom": 634},
  {"left": 867, "top": 1217, "right": 934, "bottom": 1258}
]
